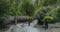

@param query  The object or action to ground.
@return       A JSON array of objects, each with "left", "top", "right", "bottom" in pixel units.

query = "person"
[
  {"left": 37, "top": 18, "right": 44, "bottom": 25},
  {"left": 45, "top": 19, "right": 48, "bottom": 29},
  {"left": 45, "top": 21, "right": 48, "bottom": 29}
]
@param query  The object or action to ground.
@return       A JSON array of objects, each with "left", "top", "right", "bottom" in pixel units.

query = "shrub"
[{"left": 43, "top": 16, "right": 54, "bottom": 23}]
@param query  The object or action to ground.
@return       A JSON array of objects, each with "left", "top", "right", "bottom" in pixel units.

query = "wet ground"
[{"left": 0, "top": 20, "right": 60, "bottom": 32}]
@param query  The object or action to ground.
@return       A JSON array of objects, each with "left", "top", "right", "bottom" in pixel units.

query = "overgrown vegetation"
[{"left": 0, "top": 0, "right": 60, "bottom": 28}]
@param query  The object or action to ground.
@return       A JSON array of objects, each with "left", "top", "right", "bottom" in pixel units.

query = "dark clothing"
[
  {"left": 37, "top": 19, "right": 44, "bottom": 25},
  {"left": 45, "top": 21, "right": 48, "bottom": 28}
]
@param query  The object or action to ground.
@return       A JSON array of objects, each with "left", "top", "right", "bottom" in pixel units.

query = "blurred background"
[{"left": 0, "top": 0, "right": 60, "bottom": 32}]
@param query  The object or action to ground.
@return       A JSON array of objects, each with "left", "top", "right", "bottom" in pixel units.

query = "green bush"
[
  {"left": 43, "top": 16, "right": 54, "bottom": 23},
  {"left": 0, "top": 16, "right": 7, "bottom": 29}
]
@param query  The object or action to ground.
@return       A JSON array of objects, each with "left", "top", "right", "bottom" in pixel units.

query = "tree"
[
  {"left": 20, "top": 0, "right": 35, "bottom": 16},
  {"left": 46, "top": 7, "right": 60, "bottom": 23}
]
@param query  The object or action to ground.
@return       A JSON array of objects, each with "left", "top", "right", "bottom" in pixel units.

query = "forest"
[{"left": 0, "top": 0, "right": 60, "bottom": 32}]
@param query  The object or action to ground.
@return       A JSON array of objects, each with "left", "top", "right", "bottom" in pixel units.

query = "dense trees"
[
  {"left": 0, "top": 0, "right": 36, "bottom": 29},
  {"left": 35, "top": 0, "right": 60, "bottom": 23},
  {"left": 0, "top": 0, "right": 60, "bottom": 28}
]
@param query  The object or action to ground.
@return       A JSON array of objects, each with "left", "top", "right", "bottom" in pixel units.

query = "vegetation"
[{"left": 0, "top": 0, "right": 60, "bottom": 28}]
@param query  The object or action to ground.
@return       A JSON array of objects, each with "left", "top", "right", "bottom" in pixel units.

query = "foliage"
[
  {"left": 34, "top": 0, "right": 60, "bottom": 23},
  {"left": 46, "top": 7, "right": 60, "bottom": 23},
  {"left": 36, "top": 6, "right": 51, "bottom": 20},
  {"left": 0, "top": 0, "right": 60, "bottom": 27},
  {"left": 0, "top": 0, "right": 36, "bottom": 28},
  {"left": 43, "top": 16, "right": 54, "bottom": 22},
  {"left": 42, "top": 0, "right": 57, "bottom": 6},
  {"left": 20, "top": 1, "right": 35, "bottom": 16}
]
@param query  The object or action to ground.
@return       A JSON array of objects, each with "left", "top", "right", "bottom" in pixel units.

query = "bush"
[
  {"left": 0, "top": 16, "right": 7, "bottom": 29},
  {"left": 43, "top": 16, "right": 54, "bottom": 23}
]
